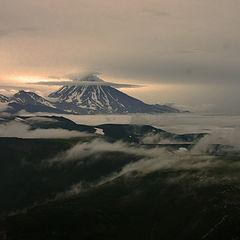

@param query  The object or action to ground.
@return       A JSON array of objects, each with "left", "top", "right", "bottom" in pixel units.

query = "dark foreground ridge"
[{"left": 0, "top": 115, "right": 239, "bottom": 240}]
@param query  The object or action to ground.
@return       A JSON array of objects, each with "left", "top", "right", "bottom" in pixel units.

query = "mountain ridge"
[
  {"left": 0, "top": 85, "right": 180, "bottom": 114},
  {"left": 49, "top": 85, "right": 180, "bottom": 114}
]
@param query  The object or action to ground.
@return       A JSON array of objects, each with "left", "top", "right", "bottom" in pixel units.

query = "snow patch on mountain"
[
  {"left": 94, "top": 128, "right": 104, "bottom": 135},
  {"left": 49, "top": 85, "right": 180, "bottom": 114},
  {"left": 0, "top": 94, "right": 9, "bottom": 103},
  {"left": 0, "top": 83, "right": 180, "bottom": 115},
  {"left": 12, "top": 91, "right": 57, "bottom": 109}
]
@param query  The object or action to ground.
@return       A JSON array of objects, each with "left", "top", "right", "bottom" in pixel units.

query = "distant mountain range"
[{"left": 0, "top": 85, "right": 180, "bottom": 114}]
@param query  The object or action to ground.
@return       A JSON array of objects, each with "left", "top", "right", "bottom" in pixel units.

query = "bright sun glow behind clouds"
[{"left": 16, "top": 76, "right": 55, "bottom": 84}]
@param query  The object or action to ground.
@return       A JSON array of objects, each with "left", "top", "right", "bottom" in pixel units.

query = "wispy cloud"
[
  {"left": 0, "top": 26, "right": 40, "bottom": 37},
  {"left": 48, "top": 124, "right": 240, "bottom": 199},
  {"left": 140, "top": 9, "right": 169, "bottom": 17},
  {"left": 31, "top": 72, "right": 141, "bottom": 88},
  {"left": 0, "top": 120, "right": 92, "bottom": 138}
]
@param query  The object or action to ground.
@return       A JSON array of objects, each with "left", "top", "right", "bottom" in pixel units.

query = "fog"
[
  {"left": 54, "top": 136, "right": 227, "bottom": 198},
  {"left": 51, "top": 129, "right": 239, "bottom": 181},
  {"left": 1, "top": 112, "right": 239, "bottom": 211},
  {"left": 0, "top": 121, "right": 91, "bottom": 138},
  {"left": 47, "top": 112, "right": 240, "bottom": 198},
  {"left": 9, "top": 112, "right": 240, "bottom": 134},
  {"left": 37, "top": 112, "right": 240, "bottom": 134},
  {"left": 192, "top": 128, "right": 240, "bottom": 154}
]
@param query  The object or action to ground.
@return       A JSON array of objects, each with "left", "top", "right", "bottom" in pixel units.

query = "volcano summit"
[{"left": 0, "top": 75, "right": 180, "bottom": 114}]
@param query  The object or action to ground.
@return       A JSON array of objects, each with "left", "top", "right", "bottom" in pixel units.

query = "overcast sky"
[{"left": 0, "top": 0, "right": 239, "bottom": 113}]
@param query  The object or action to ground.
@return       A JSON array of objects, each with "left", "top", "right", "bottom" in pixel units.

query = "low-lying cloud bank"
[
  {"left": 54, "top": 113, "right": 240, "bottom": 134},
  {"left": 50, "top": 136, "right": 237, "bottom": 186},
  {"left": 4, "top": 111, "right": 240, "bottom": 134},
  {"left": 53, "top": 138, "right": 222, "bottom": 199},
  {"left": 192, "top": 128, "right": 240, "bottom": 153},
  {"left": 50, "top": 138, "right": 220, "bottom": 169},
  {"left": 50, "top": 127, "right": 240, "bottom": 197},
  {"left": 50, "top": 139, "right": 169, "bottom": 163},
  {"left": 0, "top": 121, "right": 91, "bottom": 139}
]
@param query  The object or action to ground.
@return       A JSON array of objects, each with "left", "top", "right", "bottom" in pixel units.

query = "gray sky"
[{"left": 0, "top": 0, "right": 240, "bottom": 113}]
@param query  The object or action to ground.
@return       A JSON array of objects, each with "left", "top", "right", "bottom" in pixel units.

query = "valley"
[{"left": 0, "top": 115, "right": 239, "bottom": 239}]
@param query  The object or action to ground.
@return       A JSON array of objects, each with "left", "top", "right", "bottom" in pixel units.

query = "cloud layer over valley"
[{"left": 0, "top": 120, "right": 91, "bottom": 139}]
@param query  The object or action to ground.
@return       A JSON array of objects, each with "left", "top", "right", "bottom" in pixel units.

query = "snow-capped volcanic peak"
[
  {"left": 49, "top": 85, "right": 125, "bottom": 111},
  {"left": 0, "top": 75, "right": 180, "bottom": 114},
  {"left": 49, "top": 85, "right": 180, "bottom": 114}
]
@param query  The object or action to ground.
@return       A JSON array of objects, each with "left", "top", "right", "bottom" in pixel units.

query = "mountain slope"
[
  {"left": 1, "top": 141, "right": 240, "bottom": 240},
  {"left": 1, "top": 86, "right": 180, "bottom": 114},
  {"left": 0, "top": 94, "right": 9, "bottom": 103},
  {"left": 7, "top": 91, "right": 67, "bottom": 114},
  {"left": 49, "top": 85, "right": 180, "bottom": 114}
]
